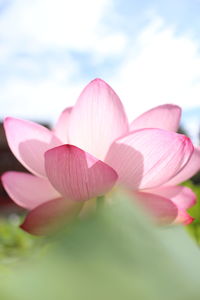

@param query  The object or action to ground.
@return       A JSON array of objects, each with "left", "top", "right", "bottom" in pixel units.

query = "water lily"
[{"left": 2, "top": 79, "right": 200, "bottom": 235}]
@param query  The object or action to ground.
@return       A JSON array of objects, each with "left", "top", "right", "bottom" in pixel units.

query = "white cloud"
[
  {"left": 0, "top": 59, "right": 82, "bottom": 123},
  {"left": 0, "top": 0, "right": 126, "bottom": 57},
  {"left": 0, "top": 0, "right": 127, "bottom": 124},
  {"left": 110, "top": 14, "right": 200, "bottom": 122},
  {"left": 0, "top": 4, "right": 200, "bottom": 144}
]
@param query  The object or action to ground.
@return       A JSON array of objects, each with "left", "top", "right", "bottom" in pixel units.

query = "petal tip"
[
  {"left": 1, "top": 171, "right": 11, "bottom": 188},
  {"left": 88, "top": 78, "right": 111, "bottom": 89},
  {"left": 182, "top": 135, "right": 194, "bottom": 152},
  {"left": 162, "top": 103, "right": 181, "bottom": 110},
  {"left": 3, "top": 116, "right": 26, "bottom": 132},
  {"left": 91, "top": 78, "right": 106, "bottom": 83},
  {"left": 183, "top": 215, "right": 195, "bottom": 225},
  {"left": 4, "top": 116, "right": 11, "bottom": 123},
  {"left": 3, "top": 116, "right": 13, "bottom": 128}
]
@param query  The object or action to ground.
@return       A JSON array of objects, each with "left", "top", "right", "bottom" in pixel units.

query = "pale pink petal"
[
  {"left": 45, "top": 144, "right": 118, "bottom": 201},
  {"left": 68, "top": 78, "right": 129, "bottom": 160},
  {"left": 1, "top": 171, "right": 60, "bottom": 209},
  {"left": 146, "top": 186, "right": 196, "bottom": 225},
  {"left": 134, "top": 191, "right": 178, "bottom": 224},
  {"left": 165, "top": 147, "right": 200, "bottom": 185},
  {"left": 21, "top": 198, "right": 82, "bottom": 235},
  {"left": 4, "top": 117, "right": 61, "bottom": 177},
  {"left": 54, "top": 107, "right": 72, "bottom": 143},
  {"left": 105, "top": 129, "right": 193, "bottom": 190},
  {"left": 130, "top": 104, "right": 181, "bottom": 132}
]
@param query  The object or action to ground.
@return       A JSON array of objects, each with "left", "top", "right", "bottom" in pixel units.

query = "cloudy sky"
[{"left": 0, "top": 0, "right": 200, "bottom": 143}]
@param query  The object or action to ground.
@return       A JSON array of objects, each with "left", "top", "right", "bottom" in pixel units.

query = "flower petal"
[
  {"left": 130, "top": 104, "right": 181, "bottom": 132},
  {"left": 165, "top": 147, "right": 200, "bottom": 185},
  {"left": 21, "top": 198, "right": 82, "bottom": 235},
  {"left": 146, "top": 186, "right": 196, "bottom": 225},
  {"left": 134, "top": 191, "right": 178, "bottom": 224},
  {"left": 105, "top": 129, "right": 193, "bottom": 190},
  {"left": 68, "top": 78, "right": 129, "bottom": 160},
  {"left": 4, "top": 117, "right": 61, "bottom": 177},
  {"left": 54, "top": 107, "right": 72, "bottom": 143},
  {"left": 45, "top": 144, "right": 118, "bottom": 201},
  {"left": 1, "top": 171, "right": 60, "bottom": 209}
]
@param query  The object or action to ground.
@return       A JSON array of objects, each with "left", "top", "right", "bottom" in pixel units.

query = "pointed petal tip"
[
  {"left": 58, "top": 106, "right": 73, "bottom": 116},
  {"left": 146, "top": 186, "right": 196, "bottom": 226},
  {"left": 1, "top": 171, "right": 60, "bottom": 209},
  {"left": 130, "top": 104, "right": 182, "bottom": 132},
  {"left": 105, "top": 128, "right": 194, "bottom": 190},
  {"left": 3, "top": 116, "right": 16, "bottom": 129},
  {"left": 1, "top": 172, "right": 7, "bottom": 186},
  {"left": 165, "top": 146, "right": 200, "bottom": 185},
  {"left": 177, "top": 212, "right": 195, "bottom": 226},
  {"left": 87, "top": 78, "right": 113, "bottom": 90},
  {"left": 3, "top": 116, "right": 11, "bottom": 123},
  {"left": 1, "top": 171, "right": 11, "bottom": 184},
  {"left": 181, "top": 134, "right": 194, "bottom": 154},
  {"left": 4, "top": 116, "right": 26, "bottom": 126},
  {"left": 1, "top": 171, "right": 13, "bottom": 190},
  {"left": 183, "top": 216, "right": 195, "bottom": 225},
  {"left": 160, "top": 103, "right": 181, "bottom": 110},
  {"left": 3, "top": 117, "right": 62, "bottom": 177},
  {"left": 90, "top": 78, "right": 107, "bottom": 84},
  {"left": 54, "top": 107, "right": 73, "bottom": 143},
  {"left": 69, "top": 78, "right": 128, "bottom": 159}
]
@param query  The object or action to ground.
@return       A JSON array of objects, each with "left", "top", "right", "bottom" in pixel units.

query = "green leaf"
[
  {"left": 0, "top": 217, "right": 39, "bottom": 264},
  {"left": 1, "top": 190, "right": 200, "bottom": 300}
]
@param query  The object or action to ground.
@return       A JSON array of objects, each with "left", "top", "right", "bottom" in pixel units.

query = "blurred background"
[{"left": 0, "top": 0, "right": 200, "bottom": 206}]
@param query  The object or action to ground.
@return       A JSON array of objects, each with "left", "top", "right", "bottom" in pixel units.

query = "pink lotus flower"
[{"left": 2, "top": 79, "right": 200, "bottom": 235}]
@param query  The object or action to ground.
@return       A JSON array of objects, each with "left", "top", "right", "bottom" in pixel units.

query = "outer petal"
[
  {"left": 105, "top": 129, "right": 193, "bottom": 190},
  {"left": 165, "top": 147, "right": 200, "bottom": 185},
  {"left": 21, "top": 198, "right": 82, "bottom": 235},
  {"left": 4, "top": 117, "right": 61, "bottom": 177},
  {"left": 134, "top": 191, "right": 178, "bottom": 224},
  {"left": 45, "top": 144, "right": 118, "bottom": 201},
  {"left": 1, "top": 171, "right": 60, "bottom": 209},
  {"left": 147, "top": 186, "right": 196, "bottom": 225},
  {"left": 130, "top": 104, "right": 181, "bottom": 132},
  {"left": 68, "top": 78, "right": 129, "bottom": 160},
  {"left": 54, "top": 107, "right": 72, "bottom": 143}
]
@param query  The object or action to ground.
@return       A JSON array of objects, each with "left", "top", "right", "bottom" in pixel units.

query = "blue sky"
[{"left": 0, "top": 0, "right": 200, "bottom": 143}]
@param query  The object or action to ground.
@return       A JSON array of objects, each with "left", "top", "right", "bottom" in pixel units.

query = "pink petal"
[
  {"left": 45, "top": 144, "right": 118, "bottom": 201},
  {"left": 105, "top": 129, "right": 193, "bottom": 190},
  {"left": 1, "top": 171, "right": 60, "bottom": 209},
  {"left": 146, "top": 186, "right": 196, "bottom": 225},
  {"left": 4, "top": 117, "right": 61, "bottom": 177},
  {"left": 130, "top": 104, "right": 181, "bottom": 132},
  {"left": 54, "top": 107, "right": 72, "bottom": 143},
  {"left": 21, "top": 198, "right": 82, "bottom": 235},
  {"left": 165, "top": 147, "right": 200, "bottom": 185},
  {"left": 134, "top": 191, "right": 178, "bottom": 224},
  {"left": 68, "top": 78, "right": 129, "bottom": 160}
]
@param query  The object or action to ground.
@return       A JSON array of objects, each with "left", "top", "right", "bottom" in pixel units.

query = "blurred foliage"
[
  {"left": 184, "top": 181, "right": 200, "bottom": 244},
  {"left": 1, "top": 191, "right": 200, "bottom": 299},
  {"left": 0, "top": 216, "right": 42, "bottom": 264}
]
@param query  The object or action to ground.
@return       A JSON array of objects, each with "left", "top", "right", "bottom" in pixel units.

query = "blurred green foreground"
[{"left": 1, "top": 186, "right": 200, "bottom": 300}]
